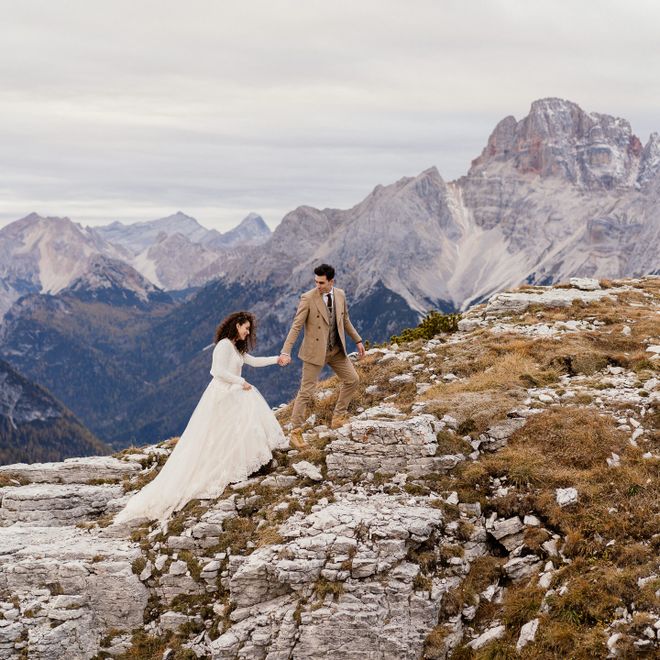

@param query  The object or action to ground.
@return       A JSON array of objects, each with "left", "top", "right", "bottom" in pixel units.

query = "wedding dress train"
[{"left": 114, "top": 338, "right": 287, "bottom": 523}]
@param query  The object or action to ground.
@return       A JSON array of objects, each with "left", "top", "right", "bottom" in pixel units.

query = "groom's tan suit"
[{"left": 282, "top": 287, "right": 362, "bottom": 427}]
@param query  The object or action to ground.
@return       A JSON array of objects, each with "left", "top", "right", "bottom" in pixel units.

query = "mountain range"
[
  {"left": 0, "top": 210, "right": 271, "bottom": 317},
  {"left": 223, "top": 97, "right": 659, "bottom": 317},
  {"left": 0, "top": 97, "right": 658, "bottom": 449}
]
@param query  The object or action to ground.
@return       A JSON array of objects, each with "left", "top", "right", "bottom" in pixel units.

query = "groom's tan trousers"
[{"left": 290, "top": 345, "right": 359, "bottom": 428}]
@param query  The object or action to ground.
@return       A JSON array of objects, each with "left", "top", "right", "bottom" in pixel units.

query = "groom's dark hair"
[{"left": 314, "top": 263, "right": 335, "bottom": 280}]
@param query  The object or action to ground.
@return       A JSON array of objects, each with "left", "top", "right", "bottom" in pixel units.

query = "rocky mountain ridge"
[
  {"left": 3, "top": 98, "right": 658, "bottom": 323},
  {"left": 66, "top": 255, "right": 173, "bottom": 307},
  {"left": 468, "top": 98, "right": 658, "bottom": 189},
  {"left": 225, "top": 99, "right": 660, "bottom": 318},
  {"left": 95, "top": 212, "right": 217, "bottom": 253},
  {"left": 98, "top": 211, "right": 271, "bottom": 291},
  {"left": 0, "top": 276, "right": 656, "bottom": 658},
  {"left": 0, "top": 211, "right": 271, "bottom": 317},
  {"left": 0, "top": 213, "right": 131, "bottom": 318}
]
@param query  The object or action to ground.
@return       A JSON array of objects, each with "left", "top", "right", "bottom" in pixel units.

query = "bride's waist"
[{"left": 211, "top": 377, "right": 243, "bottom": 390}]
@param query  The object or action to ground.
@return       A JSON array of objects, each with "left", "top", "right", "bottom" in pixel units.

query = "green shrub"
[{"left": 390, "top": 311, "right": 461, "bottom": 344}]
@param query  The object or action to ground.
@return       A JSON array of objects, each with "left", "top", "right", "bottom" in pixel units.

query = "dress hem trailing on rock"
[{"left": 113, "top": 339, "right": 287, "bottom": 524}]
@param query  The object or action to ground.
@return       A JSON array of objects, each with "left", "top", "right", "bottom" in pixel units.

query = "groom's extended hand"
[
  {"left": 356, "top": 342, "right": 366, "bottom": 360},
  {"left": 278, "top": 354, "right": 291, "bottom": 366}
]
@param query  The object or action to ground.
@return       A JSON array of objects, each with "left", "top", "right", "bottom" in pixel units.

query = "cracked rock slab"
[
  {"left": 326, "top": 415, "right": 464, "bottom": 478},
  {"left": 210, "top": 492, "right": 470, "bottom": 659},
  {"left": 0, "top": 456, "right": 141, "bottom": 484},
  {"left": 0, "top": 524, "right": 148, "bottom": 659},
  {"left": 0, "top": 484, "right": 123, "bottom": 526},
  {"left": 484, "top": 286, "right": 623, "bottom": 316}
]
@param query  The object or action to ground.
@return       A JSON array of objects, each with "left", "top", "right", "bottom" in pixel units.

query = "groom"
[{"left": 279, "top": 264, "right": 366, "bottom": 448}]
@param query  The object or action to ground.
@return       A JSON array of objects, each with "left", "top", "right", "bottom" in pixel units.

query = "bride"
[{"left": 114, "top": 311, "right": 288, "bottom": 524}]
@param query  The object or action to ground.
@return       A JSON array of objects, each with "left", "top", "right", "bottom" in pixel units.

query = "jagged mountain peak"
[
  {"left": 230, "top": 164, "right": 459, "bottom": 300},
  {"left": 6, "top": 212, "right": 79, "bottom": 234},
  {"left": 239, "top": 211, "right": 267, "bottom": 227},
  {"left": 70, "top": 253, "right": 156, "bottom": 285},
  {"left": 155, "top": 210, "right": 203, "bottom": 228},
  {"left": 0, "top": 213, "right": 129, "bottom": 311},
  {"left": 469, "top": 97, "right": 643, "bottom": 190},
  {"left": 95, "top": 211, "right": 212, "bottom": 254},
  {"left": 200, "top": 212, "right": 271, "bottom": 253},
  {"left": 638, "top": 131, "right": 660, "bottom": 188},
  {"left": 224, "top": 212, "right": 270, "bottom": 238},
  {"left": 64, "top": 254, "right": 168, "bottom": 305}
]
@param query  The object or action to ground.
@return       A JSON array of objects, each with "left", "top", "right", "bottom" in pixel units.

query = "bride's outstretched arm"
[
  {"left": 210, "top": 341, "right": 246, "bottom": 384},
  {"left": 243, "top": 354, "right": 279, "bottom": 368}
]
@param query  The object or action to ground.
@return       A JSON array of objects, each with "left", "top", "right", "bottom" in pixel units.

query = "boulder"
[{"left": 326, "top": 415, "right": 464, "bottom": 478}]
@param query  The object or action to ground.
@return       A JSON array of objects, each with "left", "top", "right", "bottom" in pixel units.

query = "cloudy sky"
[{"left": 1, "top": 0, "right": 659, "bottom": 231}]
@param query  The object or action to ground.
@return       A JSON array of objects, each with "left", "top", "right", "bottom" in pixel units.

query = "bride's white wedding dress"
[{"left": 114, "top": 338, "right": 288, "bottom": 524}]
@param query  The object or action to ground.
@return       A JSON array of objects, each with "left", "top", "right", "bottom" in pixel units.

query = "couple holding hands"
[{"left": 114, "top": 263, "right": 364, "bottom": 524}]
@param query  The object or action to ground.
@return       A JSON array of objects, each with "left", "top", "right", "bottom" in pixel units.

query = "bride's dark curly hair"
[{"left": 213, "top": 311, "right": 256, "bottom": 354}]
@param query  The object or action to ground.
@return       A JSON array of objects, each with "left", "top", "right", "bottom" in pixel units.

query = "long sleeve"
[
  {"left": 210, "top": 340, "right": 245, "bottom": 385},
  {"left": 243, "top": 354, "right": 279, "bottom": 368},
  {"left": 281, "top": 294, "right": 310, "bottom": 355}
]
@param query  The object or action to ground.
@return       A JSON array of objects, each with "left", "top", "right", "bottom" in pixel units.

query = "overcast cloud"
[{"left": 1, "top": 0, "right": 659, "bottom": 230}]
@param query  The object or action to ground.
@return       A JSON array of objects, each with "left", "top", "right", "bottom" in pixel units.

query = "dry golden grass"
[
  {"left": 455, "top": 407, "right": 659, "bottom": 546},
  {"left": 313, "top": 577, "right": 344, "bottom": 601},
  {"left": 523, "top": 526, "right": 551, "bottom": 553},
  {"left": 255, "top": 526, "right": 285, "bottom": 547},
  {"left": 115, "top": 629, "right": 197, "bottom": 660},
  {"left": 501, "top": 584, "right": 545, "bottom": 628},
  {"left": 453, "top": 350, "right": 557, "bottom": 393},
  {"left": 422, "top": 625, "right": 452, "bottom": 659},
  {"left": 533, "top": 557, "right": 655, "bottom": 657},
  {"left": 435, "top": 430, "right": 473, "bottom": 455},
  {"left": 422, "top": 391, "right": 521, "bottom": 438},
  {"left": 0, "top": 474, "right": 29, "bottom": 487},
  {"left": 206, "top": 516, "right": 257, "bottom": 555},
  {"left": 523, "top": 619, "right": 608, "bottom": 659}
]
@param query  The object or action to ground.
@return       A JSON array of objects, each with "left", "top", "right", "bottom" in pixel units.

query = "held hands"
[
  {"left": 278, "top": 354, "right": 291, "bottom": 367},
  {"left": 242, "top": 382, "right": 252, "bottom": 390}
]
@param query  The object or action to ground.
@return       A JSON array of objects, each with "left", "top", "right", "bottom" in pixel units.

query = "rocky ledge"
[{"left": 0, "top": 277, "right": 657, "bottom": 659}]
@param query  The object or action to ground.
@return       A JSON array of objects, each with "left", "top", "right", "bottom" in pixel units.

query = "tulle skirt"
[{"left": 114, "top": 378, "right": 288, "bottom": 523}]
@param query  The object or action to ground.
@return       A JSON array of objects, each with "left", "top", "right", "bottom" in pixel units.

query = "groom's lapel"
[{"left": 314, "top": 290, "right": 330, "bottom": 324}]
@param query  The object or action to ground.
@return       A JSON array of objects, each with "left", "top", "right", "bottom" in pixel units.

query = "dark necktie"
[{"left": 326, "top": 293, "right": 332, "bottom": 310}]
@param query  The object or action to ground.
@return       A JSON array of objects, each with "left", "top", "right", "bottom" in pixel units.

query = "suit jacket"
[{"left": 281, "top": 287, "right": 362, "bottom": 366}]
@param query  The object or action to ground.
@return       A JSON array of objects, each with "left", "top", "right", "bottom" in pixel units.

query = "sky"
[{"left": 1, "top": 0, "right": 659, "bottom": 231}]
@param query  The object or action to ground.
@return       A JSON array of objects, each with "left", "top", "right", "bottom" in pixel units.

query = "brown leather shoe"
[
  {"left": 289, "top": 428, "right": 307, "bottom": 449},
  {"left": 330, "top": 415, "right": 350, "bottom": 430}
]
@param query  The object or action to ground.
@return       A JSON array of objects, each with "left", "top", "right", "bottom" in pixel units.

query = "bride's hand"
[{"left": 242, "top": 382, "right": 252, "bottom": 391}]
